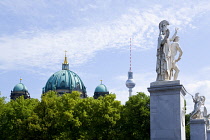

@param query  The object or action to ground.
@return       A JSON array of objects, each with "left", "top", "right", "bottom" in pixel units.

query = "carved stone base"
[
  {"left": 148, "top": 81, "right": 186, "bottom": 140},
  {"left": 190, "top": 119, "right": 207, "bottom": 140}
]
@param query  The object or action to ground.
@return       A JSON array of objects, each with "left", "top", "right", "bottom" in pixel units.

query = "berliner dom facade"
[{"left": 10, "top": 53, "right": 110, "bottom": 99}]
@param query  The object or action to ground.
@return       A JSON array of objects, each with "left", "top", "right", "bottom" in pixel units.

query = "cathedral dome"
[
  {"left": 44, "top": 70, "right": 86, "bottom": 94},
  {"left": 43, "top": 52, "right": 87, "bottom": 97},
  {"left": 13, "top": 83, "right": 28, "bottom": 92},
  {"left": 95, "top": 84, "right": 108, "bottom": 93}
]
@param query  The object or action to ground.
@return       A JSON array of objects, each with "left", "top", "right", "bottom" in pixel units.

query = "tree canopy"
[
  {"left": 119, "top": 92, "right": 150, "bottom": 140},
  {"left": 0, "top": 91, "right": 150, "bottom": 139}
]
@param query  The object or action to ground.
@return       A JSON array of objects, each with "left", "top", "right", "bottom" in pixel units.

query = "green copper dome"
[
  {"left": 94, "top": 82, "right": 109, "bottom": 99},
  {"left": 43, "top": 70, "right": 86, "bottom": 94},
  {"left": 43, "top": 54, "right": 87, "bottom": 98},
  {"left": 11, "top": 80, "right": 30, "bottom": 100},
  {"left": 13, "top": 83, "right": 28, "bottom": 92},
  {"left": 95, "top": 84, "right": 109, "bottom": 92}
]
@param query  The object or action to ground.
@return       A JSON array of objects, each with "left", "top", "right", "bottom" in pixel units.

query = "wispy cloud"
[{"left": 0, "top": 1, "right": 210, "bottom": 74}]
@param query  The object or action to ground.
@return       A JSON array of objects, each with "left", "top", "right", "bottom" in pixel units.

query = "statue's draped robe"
[{"left": 156, "top": 35, "right": 171, "bottom": 81}]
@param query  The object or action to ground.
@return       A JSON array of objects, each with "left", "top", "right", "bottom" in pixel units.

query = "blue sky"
[{"left": 0, "top": 0, "right": 210, "bottom": 113}]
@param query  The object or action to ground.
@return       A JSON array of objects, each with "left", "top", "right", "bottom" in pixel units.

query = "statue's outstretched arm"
[{"left": 170, "top": 28, "right": 178, "bottom": 41}]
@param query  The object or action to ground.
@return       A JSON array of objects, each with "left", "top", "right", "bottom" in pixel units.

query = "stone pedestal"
[
  {"left": 190, "top": 119, "right": 207, "bottom": 140},
  {"left": 207, "top": 130, "right": 210, "bottom": 140},
  {"left": 148, "top": 80, "right": 186, "bottom": 140}
]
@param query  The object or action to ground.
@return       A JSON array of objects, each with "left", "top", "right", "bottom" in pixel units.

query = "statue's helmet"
[
  {"left": 159, "top": 20, "right": 169, "bottom": 34},
  {"left": 195, "top": 92, "right": 199, "bottom": 97}
]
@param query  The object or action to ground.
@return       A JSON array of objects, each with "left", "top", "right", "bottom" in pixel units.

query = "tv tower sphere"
[{"left": 126, "top": 71, "right": 136, "bottom": 97}]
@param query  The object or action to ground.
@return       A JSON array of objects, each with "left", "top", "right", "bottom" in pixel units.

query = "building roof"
[
  {"left": 95, "top": 84, "right": 109, "bottom": 93},
  {"left": 13, "top": 83, "right": 28, "bottom": 92}
]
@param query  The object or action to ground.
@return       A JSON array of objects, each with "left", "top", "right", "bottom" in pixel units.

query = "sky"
[{"left": 0, "top": 0, "right": 210, "bottom": 113}]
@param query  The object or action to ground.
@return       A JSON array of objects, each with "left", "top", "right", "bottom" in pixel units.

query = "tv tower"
[{"left": 126, "top": 38, "right": 136, "bottom": 97}]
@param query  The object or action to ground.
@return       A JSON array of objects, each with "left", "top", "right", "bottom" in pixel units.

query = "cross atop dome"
[
  {"left": 63, "top": 50, "right": 68, "bottom": 64},
  {"left": 62, "top": 51, "right": 69, "bottom": 70}
]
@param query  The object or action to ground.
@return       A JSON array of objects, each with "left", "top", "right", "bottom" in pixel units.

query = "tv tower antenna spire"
[
  {"left": 129, "top": 38, "right": 132, "bottom": 71},
  {"left": 126, "top": 38, "right": 136, "bottom": 97}
]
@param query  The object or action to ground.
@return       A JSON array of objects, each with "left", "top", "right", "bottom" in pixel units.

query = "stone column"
[
  {"left": 190, "top": 119, "right": 207, "bottom": 140},
  {"left": 148, "top": 80, "right": 186, "bottom": 140}
]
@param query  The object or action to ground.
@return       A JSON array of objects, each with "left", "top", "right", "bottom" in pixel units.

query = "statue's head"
[
  {"left": 201, "top": 96, "right": 206, "bottom": 105},
  {"left": 195, "top": 92, "right": 199, "bottom": 98},
  {"left": 159, "top": 20, "right": 169, "bottom": 35}
]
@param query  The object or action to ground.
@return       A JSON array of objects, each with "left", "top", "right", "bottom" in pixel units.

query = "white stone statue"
[
  {"left": 156, "top": 20, "right": 178, "bottom": 81},
  {"left": 190, "top": 93, "right": 206, "bottom": 119},
  {"left": 169, "top": 35, "right": 183, "bottom": 80}
]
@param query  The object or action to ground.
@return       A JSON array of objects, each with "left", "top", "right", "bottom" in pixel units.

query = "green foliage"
[
  {"left": 184, "top": 100, "right": 190, "bottom": 140},
  {"left": 0, "top": 91, "right": 151, "bottom": 139},
  {"left": 185, "top": 114, "right": 190, "bottom": 140},
  {"left": 119, "top": 92, "right": 150, "bottom": 140},
  {"left": 0, "top": 96, "right": 40, "bottom": 140}
]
